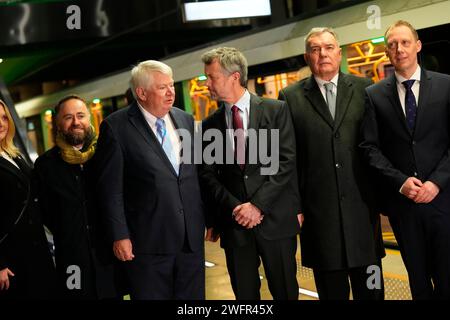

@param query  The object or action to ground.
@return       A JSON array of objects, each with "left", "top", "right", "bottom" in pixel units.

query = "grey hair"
[
  {"left": 304, "top": 27, "right": 340, "bottom": 51},
  {"left": 130, "top": 60, "right": 173, "bottom": 99},
  {"left": 201, "top": 47, "right": 248, "bottom": 86}
]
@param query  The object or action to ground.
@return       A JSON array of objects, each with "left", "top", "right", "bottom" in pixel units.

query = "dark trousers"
[
  {"left": 389, "top": 203, "right": 450, "bottom": 299},
  {"left": 313, "top": 261, "right": 384, "bottom": 300},
  {"left": 126, "top": 243, "right": 205, "bottom": 300},
  {"left": 224, "top": 232, "right": 298, "bottom": 300}
]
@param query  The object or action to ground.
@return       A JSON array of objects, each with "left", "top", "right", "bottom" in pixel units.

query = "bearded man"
[{"left": 35, "top": 95, "right": 122, "bottom": 300}]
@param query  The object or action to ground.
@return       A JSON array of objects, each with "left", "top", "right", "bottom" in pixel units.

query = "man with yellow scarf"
[{"left": 35, "top": 95, "right": 122, "bottom": 299}]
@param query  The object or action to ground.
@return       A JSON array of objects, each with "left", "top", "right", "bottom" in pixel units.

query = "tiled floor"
[{"left": 205, "top": 237, "right": 411, "bottom": 300}]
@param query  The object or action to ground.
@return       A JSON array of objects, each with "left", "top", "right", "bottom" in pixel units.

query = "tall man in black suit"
[
  {"left": 278, "top": 28, "right": 385, "bottom": 300},
  {"left": 200, "top": 47, "right": 300, "bottom": 300},
  {"left": 94, "top": 60, "right": 205, "bottom": 299},
  {"left": 360, "top": 20, "right": 450, "bottom": 299}
]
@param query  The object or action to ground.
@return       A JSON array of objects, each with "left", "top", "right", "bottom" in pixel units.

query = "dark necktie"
[
  {"left": 402, "top": 80, "right": 417, "bottom": 131},
  {"left": 231, "top": 105, "right": 245, "bottom": 169}
]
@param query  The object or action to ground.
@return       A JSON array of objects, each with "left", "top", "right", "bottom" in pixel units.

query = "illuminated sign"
[{"left": 182, "top": 0, "right": 271, "bottom": 22}]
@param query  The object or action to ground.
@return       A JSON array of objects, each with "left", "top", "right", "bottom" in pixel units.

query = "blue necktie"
[
  {"left": 403, "top": 80, "right": 417, "bottom": 131},
  {"left": 156, "top": 118, "right": 179, "bottom": 175}
]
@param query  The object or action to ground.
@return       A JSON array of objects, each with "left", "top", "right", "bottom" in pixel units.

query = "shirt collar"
[
  {"left": 314, "top": 73, "right": 339, "bottom": 88},
  {"left": 137, "top": 102, "right": 169, "bottom": 125},
  {"left": 395, "top": 65, "right": 421, "bottom": 84},
  {"left": 225, "top": 89, "right": 250, "bottom": 113}
]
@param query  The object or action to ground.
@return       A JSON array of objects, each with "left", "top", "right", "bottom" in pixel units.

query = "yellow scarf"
[{"left": 56, "top": 131, "right": 97, "bottom": 165}]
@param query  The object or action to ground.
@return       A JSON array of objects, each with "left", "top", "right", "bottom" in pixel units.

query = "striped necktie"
[{"left": 156, "top": 118, "right": 179, "bottom": 175}]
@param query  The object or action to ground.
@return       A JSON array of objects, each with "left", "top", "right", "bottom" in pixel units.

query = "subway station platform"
[{"left": 204, "top": 234, "right": 411, "bottom": 300}]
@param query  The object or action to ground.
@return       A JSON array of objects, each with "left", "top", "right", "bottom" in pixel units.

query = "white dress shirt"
[
  {"left": 315, "top": 73, "right": 339, "bottom": 103},
  {"left": 224, "top": 90, "right": 250, "bottom": 149},
  {"left": 137, "top": 103, "right": 181, "bottom": 166},
  {"left": 395, "top": 65, "right": 421, "bottom": 116},
  {"left": 396, "top": 66, "right": 421, "bottom": 194}
]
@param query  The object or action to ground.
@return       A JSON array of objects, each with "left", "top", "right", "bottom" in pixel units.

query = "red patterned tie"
[{"left": 231, "top": 105, "right": 245, "bottom": 169}]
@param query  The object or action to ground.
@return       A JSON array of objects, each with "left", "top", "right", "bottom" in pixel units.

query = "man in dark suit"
[
  {"left": 200, "top": 47, "right": 300, "bottom": 300},
  {"left": 360, "top": 20, "right": 450, "bottom": 299},
  {"left": 94, "top": 60, "right": 205, "bottom": 300},
  {"left": 35, "top": 95, "right": 121, "bottom": 299},
  {"left": 278, "top": 28, "right": 385, "bottom": 300}
]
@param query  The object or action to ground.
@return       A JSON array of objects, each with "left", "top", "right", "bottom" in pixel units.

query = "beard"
[{"left": 60, "top": 125, "right": 93, "bottom": 147}]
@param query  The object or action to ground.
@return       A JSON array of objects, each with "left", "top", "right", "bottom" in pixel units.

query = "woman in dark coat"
[{"left": 0, "top": 99, "right": 55, "bottom": 299}]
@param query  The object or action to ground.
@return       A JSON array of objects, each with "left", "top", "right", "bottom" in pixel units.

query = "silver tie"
[{"left": 324, "top": 82, "right": 336, "bottom": 119}]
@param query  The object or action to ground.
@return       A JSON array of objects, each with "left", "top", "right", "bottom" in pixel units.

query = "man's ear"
[
  {"left": 233, "top": 71, "right": 240, "bottom": 82},
  {"left": 136, "top": 87, "right": 146, "bottom": 101},
  {"left": 416, "top": 39, "right": 422, "bottom": 53},
  {"left": 304, "top": 53, "right": 310, "bottom": 65}
]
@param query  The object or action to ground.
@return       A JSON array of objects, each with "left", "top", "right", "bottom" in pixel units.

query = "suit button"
[
  {"left": 34, "top": 198, "right": 38, "bottom": 202},
  {"left": 412, "top": 141, "right": 416, "bottom": 145},
  {"left": 244, "top": 175, "right": 249, "bottom": 180},
  {"left": 335, "top": 132, "right": 340, "bottom": 138},
  {"left": 414, "top": 172, "right": 418, "bottom": 177},
  {"left": 335, "top": 163, "right": 341, "bottom": 169},
  {"left": 180, "top": 209, "right": 184, "bottom": 214}
]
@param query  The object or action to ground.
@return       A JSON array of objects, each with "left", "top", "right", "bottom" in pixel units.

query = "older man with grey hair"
[
  {"left": 200, "top": 47, "right": 300, "bottom": 300},
  {"left": 278, "top": 28, "right": 385, "bottom": 300},
  {"left": 94, "top": 60, "right": 206, "bottom": 300}
]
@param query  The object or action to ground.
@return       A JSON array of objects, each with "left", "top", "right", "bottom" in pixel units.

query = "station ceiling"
[{"left": 0, "top": 0, "right": 271, "bottom": 86}]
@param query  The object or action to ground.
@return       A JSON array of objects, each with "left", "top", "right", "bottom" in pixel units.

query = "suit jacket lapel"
[
  {"left": 248, "top": 94, "right": 264, "bottom": 132},
  {"left": 168, "top": 108, "right": 185, "bottom": 176},
  {"left": 215, "top": 103, "right": 228, "bottom": 135},
  {"left": 246, "top": 94, "right": 265, "bottom": 173},
  {"left": 215, "top": 103, "right": 235, "bottom": 168},
  {"left": 15, "top": 155, "right": 32, "bottom": 178},
  {"left": 333, "top": 73, "right": 353, "bottom": 132},
  {"left": 217, "top": 95, "right": 262, "bottom": 172},
  {"left": 169, "top": 108, "right": 184, "bottom": 129},
  {"left": 385, "top": 74, "right": 412, "bottom": 135},
  {"left": 304, "top": 76, "right": 334, "bottom": 129},
  {"left": 0, "top": 156, "right": 28, "bottom": 186},
  {"left": 127, "top": 103, "right": 178, "bottom": 176},
  {"left": 128, "top": 102, "right": 159, "bottom": 147},
  {"left": 415, "top": 69, "right": 432, "bottom": 135}
]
